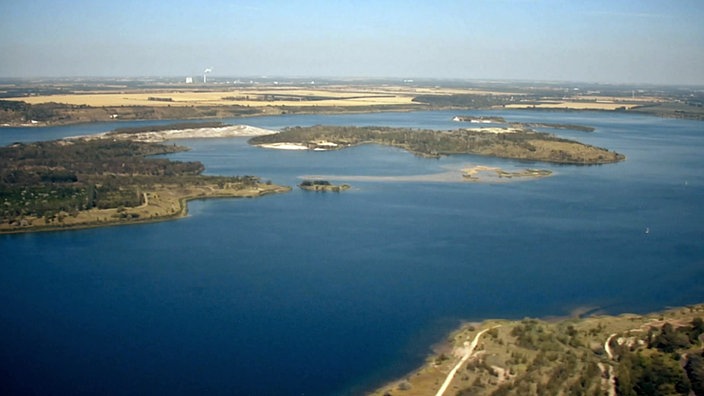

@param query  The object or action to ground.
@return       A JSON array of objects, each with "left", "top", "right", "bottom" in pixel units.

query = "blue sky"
[{"left": 1, "top": 0, "right": 703, "bottom": 85}]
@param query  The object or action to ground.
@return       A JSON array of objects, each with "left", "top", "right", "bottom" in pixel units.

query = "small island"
[
  {"left": 453, "top": 115, "right": 506, "bottom": 123},
  {"left": 0, "top": 129, "right": 290, "bottom": 234},
  {"left": 453, "top": 115, "right": 596, "bottom": 132},
  {"left": 462, "top": 166, "right": 552, "bottom": 181},
  {"left": 298, "top": 180, "right": 351, "bottom": 192},
  {"left": 250, "top": 125, "right": 625, "bottom": 164}
]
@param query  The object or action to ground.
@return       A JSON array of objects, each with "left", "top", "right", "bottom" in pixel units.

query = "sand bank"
[
  {"left": 258, "top": 142, "right": 309, "bottom": 150},
  {"left": 300, "top": 164, "right": 553, "bottom": 184},
  {"left": 75, "top": 125, "right": 277, "bottom": 142}
]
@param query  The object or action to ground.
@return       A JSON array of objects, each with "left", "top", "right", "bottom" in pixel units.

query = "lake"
[{"left": 1, "top": 110, "right": 703, "bottom": 395}]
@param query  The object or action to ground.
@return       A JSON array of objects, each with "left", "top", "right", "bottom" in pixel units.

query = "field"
[
  {"left": 505, "top": 101, "right": 641, "bottom": 111},
  {"left": 6, "top": 86, "right": 423, "bottom": 108},
  {"left": 3, "top": 80, "right": 702, "bottom": 124}
]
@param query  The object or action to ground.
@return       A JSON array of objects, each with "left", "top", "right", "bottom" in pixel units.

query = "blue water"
[{"left": 1, "top": 111, "right": 703, "bottom": 395}]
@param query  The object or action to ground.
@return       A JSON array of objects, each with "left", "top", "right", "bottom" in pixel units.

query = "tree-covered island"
[
  {"left": 298, "top": 180, "right": 351, "bottom": 192},
  {"left": 0, "top": 137, "right": 290, "bottom": 233},
  {"left": 249, "top": 125, "right": 625, "bottom": 164}
]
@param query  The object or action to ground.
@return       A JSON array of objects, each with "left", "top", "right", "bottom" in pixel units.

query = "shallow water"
[{"left": 1, "top": 110, "right": 703, "bottom": 395}]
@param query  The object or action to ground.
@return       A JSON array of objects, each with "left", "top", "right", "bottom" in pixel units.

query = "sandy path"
[
  {"left": 435, "top": 325, "right": 500, "bottom": 396},
  {"left": 603, "top": 333, "right": 617, "bottom": 396}
]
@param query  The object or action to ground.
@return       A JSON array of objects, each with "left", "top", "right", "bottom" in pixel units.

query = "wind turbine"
[{"left": 203, "top": 68, "right": 212, "bottom": 83}]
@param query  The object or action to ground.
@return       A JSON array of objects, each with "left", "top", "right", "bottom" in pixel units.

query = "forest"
[
  {"left": 249, "top": 125, "right": 625, "bottom": 164},
  {"left": 0, "top": 138, "right": 260, "bottom": 226}
]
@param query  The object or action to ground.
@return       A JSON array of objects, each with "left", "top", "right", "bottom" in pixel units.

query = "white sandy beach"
[
  {"left": 74, "top": 125, "right": 278, "bottom": 142},
  {"left": 257, "top": 142, "right": 309, "bottom": 150}
]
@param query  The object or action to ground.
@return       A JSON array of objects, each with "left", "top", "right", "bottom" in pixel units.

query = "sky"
[{"left": 1, "top": 0, "right": 703, "bottom": 85}]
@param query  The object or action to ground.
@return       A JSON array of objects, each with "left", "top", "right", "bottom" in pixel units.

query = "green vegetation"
[
  {"left": 614, "top": 318, "right": 704, "bottom": 395},
  {"left": 413, "top": 94, "right": 516, "bottom": 108},
  {"left": 298, "top": 180, "right": 350, "bottom": 192},
  {"left": 250, "top": 125, "right": 625, "bottom": 164},
  {"left": 0, "top": 137, "right": 275, "bottom": 231},
  {"left": 372, "top": 305, "right": 704, "bottom": 396},
  {"left": 509, "top": 122, "right": 596, "bottom": 132},
  {"left": 0, "top": 99, "right": 260, "bottom": 125}
]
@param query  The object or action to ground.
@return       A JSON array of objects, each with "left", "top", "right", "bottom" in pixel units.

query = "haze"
[{"left": 1, "top": 0, "right": 703, "bottom": 85}]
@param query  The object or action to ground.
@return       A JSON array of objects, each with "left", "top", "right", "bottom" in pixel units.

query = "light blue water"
[{"left": 1, "top": 111, "right": 703, "bottom": 395}]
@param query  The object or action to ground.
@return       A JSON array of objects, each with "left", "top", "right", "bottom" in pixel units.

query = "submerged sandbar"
[{"left": 300, "top": 164, "right": 553, "bottom": 184}]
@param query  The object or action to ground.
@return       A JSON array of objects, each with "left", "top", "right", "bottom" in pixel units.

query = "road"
[{"left": 435, "top": 325, "right": 500, "bottom": 396}]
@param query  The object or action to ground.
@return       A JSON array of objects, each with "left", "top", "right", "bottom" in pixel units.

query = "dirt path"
[
  {"left": 435, "top": 325, "right": 500, "bottom": 396},
  {"left": 603, "top": 333, "right": 617, "bottom": 396}
]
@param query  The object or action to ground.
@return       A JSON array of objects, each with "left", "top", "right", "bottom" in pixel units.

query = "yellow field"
[
  {"left": 7, "top": 84, "right": 649, "bottom": 111},
  {"left": 505, "top": 101, "right": 640, "bottom": 110},
  {"left": 7, "top": 87, "right": 420, "bottom": 108},
  {"left": 5, "top": 84, "right": 528, "bottom": 108}
]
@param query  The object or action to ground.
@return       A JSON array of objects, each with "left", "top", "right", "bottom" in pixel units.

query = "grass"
[
  {"left": 0, "top": 182, "right": 290, "bottom": 234},
  {"left": 369, "top": 304, "right": 704, "bottom": 396},
  {"left": 6, "top": 87, "right": 420, "bottom": 108}
]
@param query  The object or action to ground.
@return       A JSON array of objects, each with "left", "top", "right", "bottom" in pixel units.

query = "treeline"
[
  {"left": 0, "top": 100, "right": 84, "bottom": 122},
  {"left": 412, "top": 94, "right": 520, "bottom": 108},
  {"left": 0, "top": 100, "right": 262, "bottom": 125},
  {"left": 510, "top": 122, "right": 596, "bottom": 132}
]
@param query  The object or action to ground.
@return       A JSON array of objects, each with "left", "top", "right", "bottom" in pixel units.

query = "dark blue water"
[{"left": 1, "top": 111, "right": 703, "bottom": 395}]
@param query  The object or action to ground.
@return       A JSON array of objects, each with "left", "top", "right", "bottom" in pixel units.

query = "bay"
[{"left": 1, "top": 110, "right": 703, "bottom": 395}]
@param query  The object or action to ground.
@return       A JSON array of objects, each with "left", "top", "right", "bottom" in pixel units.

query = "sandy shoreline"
[
  {"left": 75, "top": 124, "right": 278, "bottom": 142},
  {"left": 258, "top": 142, "right": 309, "bottom": 150}
]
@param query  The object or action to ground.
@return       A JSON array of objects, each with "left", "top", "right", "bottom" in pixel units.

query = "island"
[
  {"left": 462, "top": 166, "right": 552, "bottom": 181},
  {"left": 371, "top": 304, "right": 704, "bottom": 396},
  {"left": 453, "top": 116, "right": 506, "bottom": 124},
  {"left": 453, "top": 115, "right": 596, "bottom": 132},
  {"left": 298, "top": 180, "right": 351, "bottom": 192},
  {"left": 249, "top": 125, "right": 625, "bottom": 164},
  {"left": 0, "top": 132, "right": 290, "bottom": 234}
]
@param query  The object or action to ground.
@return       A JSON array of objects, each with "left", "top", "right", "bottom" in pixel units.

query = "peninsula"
[
  {"left": 371, "top": 304, "right": 704, "bottom": 396},
  {"left": 83, "top": 121, "right": 277, "bottom": 142},
  {"left": 249, "top": 125, "right": 625, "bottom": 165},
  {"left": 0, "top": 133, "right": 289, "bottom": 234}
]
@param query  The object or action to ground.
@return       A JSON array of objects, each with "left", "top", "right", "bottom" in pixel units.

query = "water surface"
[{"left": 1, "top": 111, "right": 703, "bottom": 395}]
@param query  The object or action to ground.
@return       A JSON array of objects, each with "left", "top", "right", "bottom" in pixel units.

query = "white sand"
[
  {"left": 72, "top": 125, "right": 278, "bottom": 142},
  {"left": 258, "top": 142, "right": 309, "bottom": 150},
  {"left": 124, "top": 125, "right": 277, "bottom": 142}
]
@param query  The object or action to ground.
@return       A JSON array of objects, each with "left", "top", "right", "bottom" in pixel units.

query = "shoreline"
[
  {"left": 0, "top": 183, "right": 291, "bottom": 235},
  {"left": 80, "top": 124, "right": 278, "bottom": 142},
  {"left": 368, "top": 303, "right": 704, "bottom": 395},
  {"left": 3, "top": 103, "right": 702, "bottom": 129}
]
